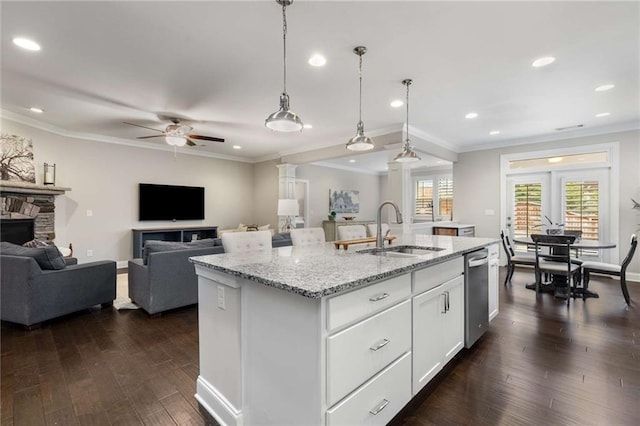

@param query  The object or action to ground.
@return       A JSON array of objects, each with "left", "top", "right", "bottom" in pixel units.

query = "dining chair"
[
  {"left": 221, "top": 230, "right": 272, "bottom": 254},
  {"left": 337, "top": 225, "right": 367, "bottom": 241},
  {"left": 290, "top": 228, "right": 326, "bottom": 246},
  {"left": 581, "top": 234, "right": 637, "bottom": 305},
  {"left": 531, "top": 234, "right": 580, "bottom": 304},
  {"left": 500, "top": 230, "right": 536, "bottom": 285}
]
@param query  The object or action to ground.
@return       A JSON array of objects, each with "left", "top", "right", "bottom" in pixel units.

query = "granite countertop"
[{"left": 190, "top": 234, "right": 498, "bottom": 299}]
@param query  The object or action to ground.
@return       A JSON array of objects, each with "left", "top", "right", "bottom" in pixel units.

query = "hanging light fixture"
[
  {"left": 394, "top": 79, "right": 421, "bottom": 162},
  {"left": 346, "top": 46, "right": 374, "bottom": 151},
  {"left": 265, "top": 0, "right": 303, "bottom": 132}
]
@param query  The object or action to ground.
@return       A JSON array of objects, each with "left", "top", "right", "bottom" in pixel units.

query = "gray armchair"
[{"left": 1, "top": 255, "right": 116, "bottom": 329}]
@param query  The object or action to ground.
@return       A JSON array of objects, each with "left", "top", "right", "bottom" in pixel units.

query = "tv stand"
[{"left": 132, "top": 226, "right": 218, "bottom": 258}]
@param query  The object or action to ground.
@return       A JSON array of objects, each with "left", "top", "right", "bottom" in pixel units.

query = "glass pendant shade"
[
  {"left": 166, "top": 135, "right": 187, "bottom": 146},
  {"left": 265, "top": 93, "right": 303, "bottom": 132},
  {"left": 346, "top": 46, "right": 373, "bottom": 151}
]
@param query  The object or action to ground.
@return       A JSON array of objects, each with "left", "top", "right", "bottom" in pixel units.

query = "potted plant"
[{"left": 328, "top": 211, "right": 336, "bottom": 221}]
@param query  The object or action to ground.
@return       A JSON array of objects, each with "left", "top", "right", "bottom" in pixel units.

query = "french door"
[{"left": 506, "top": 170, "right": 610, "bottom": 262}]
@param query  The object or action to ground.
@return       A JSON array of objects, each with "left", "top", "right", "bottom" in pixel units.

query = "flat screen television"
[{"left": 139, "top": 183, "right": 205, "bottom": 221}]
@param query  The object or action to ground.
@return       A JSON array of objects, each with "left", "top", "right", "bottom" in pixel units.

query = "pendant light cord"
[
  {"left": 405, "top": 80, "right": 411, "bottom": 146},
  {"left": 358, "top": 54, "right": 363, "bottom": 123},
  {"left": 282, "top": 2, "right": 288, "bottom": 95}
]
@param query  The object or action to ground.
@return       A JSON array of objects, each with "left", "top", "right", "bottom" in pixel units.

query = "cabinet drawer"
[
  {"left": 414, "top": 257, "right": 463, "bottom": 295},
  {"left": 327, "top": 274, "right": 411, "bottom": 331},
  {"left": 327, "top": 300, "right": 411, "bottom": 406},
  {"left": 458, "top": 226, "right": 475, "bottom": 237},
  {"left": 327, "top": 352, "right": 411, "bottom": 426}
]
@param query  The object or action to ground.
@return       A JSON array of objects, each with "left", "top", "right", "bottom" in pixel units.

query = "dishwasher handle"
[{"left": 467, "top": 254, "right": 489, "bottom": 268}]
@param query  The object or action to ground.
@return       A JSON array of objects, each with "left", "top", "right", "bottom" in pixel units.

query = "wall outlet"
[
  {"left": 86, "top": 249, "right": 93, "bottom": 257},
  {"left": 86, "top": 209, "right": 93, "bottom": 217},
  {"left": 217, "top": 286, "right": 226, "bottom": 310},
  {"left": 485, "top": 209, "right": 495, "bottom": 216}
]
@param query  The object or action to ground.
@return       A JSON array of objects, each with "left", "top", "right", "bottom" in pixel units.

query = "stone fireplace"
[{"left": 0, "top": 181, "right": 71, "bottom": 244}]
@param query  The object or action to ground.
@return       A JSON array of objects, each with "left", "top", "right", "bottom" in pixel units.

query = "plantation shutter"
[
  {"left": 564, "top": 181, "right": 599, "bottom": 240},
  {"left": 438, "top": 177, "right": 453, "bottom": 219},
  {"left": 415, "top": 180, "right": 433, "bottom": 216},
  {"left": 513, "top": 183, "right": 542, "bottom": 241}
]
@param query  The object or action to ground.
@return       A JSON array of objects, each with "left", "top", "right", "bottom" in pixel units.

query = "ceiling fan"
[{"left": 124, "top": 118, "right": 225, "bottom": 147}]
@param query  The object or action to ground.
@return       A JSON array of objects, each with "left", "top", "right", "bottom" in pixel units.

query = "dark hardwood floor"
[{"left": 2, "top": 268, "right": 639, "bottom": 425}]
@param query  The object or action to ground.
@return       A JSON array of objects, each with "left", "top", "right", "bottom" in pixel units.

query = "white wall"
[
  {"left": 454, "top": 129, "right": 640, "bottom": 275},
  {"left": 295, "top": 164, "right": 382, "bottom": 228},
  {"left": 2, "top": 119, "right": 254, "bottom": 265}
]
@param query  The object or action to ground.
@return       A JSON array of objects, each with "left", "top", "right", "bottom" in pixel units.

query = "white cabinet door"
[
  {"left": 488, "top": 243, "right": 500, "bottom": 321},
  {"left": 412, "top": 285, "right": 443, "bottom": 394},
  {"left": 440, "top": 276, "right": 464, "bottom": 364}
]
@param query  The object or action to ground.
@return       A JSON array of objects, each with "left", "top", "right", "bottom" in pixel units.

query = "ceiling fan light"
[
  {"left": 166, "top": 135, "right": 187, "bottom": 146},
  {"left": 265, "top": 93, "right": 303, "bottom": 132}
]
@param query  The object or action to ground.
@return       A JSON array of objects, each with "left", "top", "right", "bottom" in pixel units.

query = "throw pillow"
[
  {"left": 258, "top": 224, "right": 271, "bottom": 231},
  {"left": 1, "top": 241, "right": 66, "bottom": 270}
]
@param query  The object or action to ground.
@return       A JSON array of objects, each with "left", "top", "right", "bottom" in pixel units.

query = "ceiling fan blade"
[
  {"left": 136, "top": 135, "right": 166, "bottom": 139},
  {"left": 186, "top": 139, "right": 197, "bottom": 147},
  {"left": 187, "top": 134, "right": 225, "bottom": 143},
  {"left": 123, "top": 121, "right": 165, "bottom": 133}
]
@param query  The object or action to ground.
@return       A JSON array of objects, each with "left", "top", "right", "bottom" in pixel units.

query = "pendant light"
[
  {"left": 346, "top": 46, "right": 374, "bottom": 151},
  {"left": 265, "top": 0, "right": 303, "bottom": 132},
  {"left": 394, "top": 79, "right": 421, "bottom": 162}
]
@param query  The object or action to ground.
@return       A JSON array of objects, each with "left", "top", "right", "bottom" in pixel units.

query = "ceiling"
[{"left": 1, "top": 1, "right": 638, "bottom": 169}]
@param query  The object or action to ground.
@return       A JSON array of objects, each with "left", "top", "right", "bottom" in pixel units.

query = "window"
[
  {"left": 512, "top": 183, "right": 543, "bottom": 241},
  {"left": 438, "top": 177, "right": 453, "bottom": 219},
  {"left": 564, "top": 180, "right": 599, "bottom": 240},
  {"left": 414, "top": 174, "right": 453, "bottom": 220},
  {"left": 415, "top": 180, "right": 433, "bottom": 217}
]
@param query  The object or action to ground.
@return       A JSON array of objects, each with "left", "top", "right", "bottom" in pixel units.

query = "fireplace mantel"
[{"left": 0, "top": 180, "right": 71, "bottom": 196}]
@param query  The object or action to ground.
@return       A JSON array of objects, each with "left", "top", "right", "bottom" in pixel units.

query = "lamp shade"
[{"left": 277, "top": 199, "right": 299, "bottom": 216}]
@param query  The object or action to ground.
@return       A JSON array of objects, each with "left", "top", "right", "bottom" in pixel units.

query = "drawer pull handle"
[
  {"left": 369, "top": 293, "right": 390, "bottom": 302},
  {"left": 369, "top": 338, "right": 390, "bottom": 351},
  {"left": 369, "top": 398, "right": 390, "bottom": 415}
]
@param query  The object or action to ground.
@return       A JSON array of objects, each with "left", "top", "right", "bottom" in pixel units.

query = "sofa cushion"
[
  {"left": 142, "top": 239, "right": 218, "bottom": 264},
  {"left": 1, "top": 241, "right": 66, "bottom": 270}
]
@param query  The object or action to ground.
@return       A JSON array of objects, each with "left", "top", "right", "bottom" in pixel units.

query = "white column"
[
  {"left": 386, "top": 156, "right": 413, "bottom": 234},
  {"left": 276, "top": 164, "right": 297, "bottom": 231}
]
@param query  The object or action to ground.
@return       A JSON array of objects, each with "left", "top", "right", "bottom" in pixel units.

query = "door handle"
[{"left": 369, "top": 399, "right": 390, "bottom": 415}]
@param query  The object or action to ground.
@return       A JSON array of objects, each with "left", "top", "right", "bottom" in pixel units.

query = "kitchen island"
[{"left": 190, "top": 234, "right": 498, "bottom": 426}]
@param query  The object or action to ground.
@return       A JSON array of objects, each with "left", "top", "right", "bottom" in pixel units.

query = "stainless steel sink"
[{"left": 357, "top": 245, "right": 446, "bottom": 257}]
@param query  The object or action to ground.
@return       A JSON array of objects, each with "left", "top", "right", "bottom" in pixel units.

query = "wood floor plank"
[{"left": 2, "top": 268, "right": 638, "bottom": 425}]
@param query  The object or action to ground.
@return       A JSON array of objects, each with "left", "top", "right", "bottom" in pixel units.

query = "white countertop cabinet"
[{"left": 191, "top": 235, "right": 498, "bottom": 425}]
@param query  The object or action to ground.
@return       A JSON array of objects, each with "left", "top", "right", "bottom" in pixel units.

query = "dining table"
[{"left": 512, "top": 236, "right": 617, "bottom": 299}]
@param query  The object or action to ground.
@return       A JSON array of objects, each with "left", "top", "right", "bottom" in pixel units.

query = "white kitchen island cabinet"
[{"left": 190, "top": 235, "right": 497, "bottom": 426}]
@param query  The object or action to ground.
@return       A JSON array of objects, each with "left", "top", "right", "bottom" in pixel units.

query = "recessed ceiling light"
[
  {"left": 548, "top": 157, "right": 563, "bottom": 163},
  {"left": 13, "top": 37, "right": 41, "bottom": 51},
  {"left": 29, "top": 107, "right": 44, "bottom": 113},
  {"left": 390, "top": 100, "right": 403, "bottom": 108},
  {"left": 532, "top": 56, "right": 556, "bottom": 68},
  {"left": 595, "top": 112, "right": 610, "bottom": 118},
  {"left": 303, "top": 123, "right": 312, "bottom": 129},
  {"left": 595, "top": 84, "right": 615, "bottom": 92},
  {"left": 232, "top": 145, "right": 241, "bottom": 150},
  {"left": 465, "top": 112, "right": 478, "bottom": 119},
  {"left": 349, "top": 159, "right": 356, "bottom": 163},
  {"left": 489, "top": 130, "right": 500, "bottom": 135},
  {"left": 308, "top": 54, "right": 326, "bottom": 67}
]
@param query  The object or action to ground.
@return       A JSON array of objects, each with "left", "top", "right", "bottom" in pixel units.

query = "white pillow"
[{"left": 258, "top": 224, "right": 270, "bottom": 231}]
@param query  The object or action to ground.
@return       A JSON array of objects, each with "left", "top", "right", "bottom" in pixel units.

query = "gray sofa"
[
  {"left": 1, "top": 245, "right": 117, "bottom": 328},
  {"left": 128, "top": 234, "right": 292, "bottom": 315}
]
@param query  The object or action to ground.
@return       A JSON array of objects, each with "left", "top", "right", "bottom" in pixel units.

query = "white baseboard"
[
  {"left": 196, "top": 376, "right": 242, "bottom": 426},
  {"left": 627, "top": 272, "right": 640, "bottom": 283}
]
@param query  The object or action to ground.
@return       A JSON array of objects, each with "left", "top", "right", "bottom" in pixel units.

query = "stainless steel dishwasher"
[{"left": 464, "top": 248, "right": 489, "bottom": 348}]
